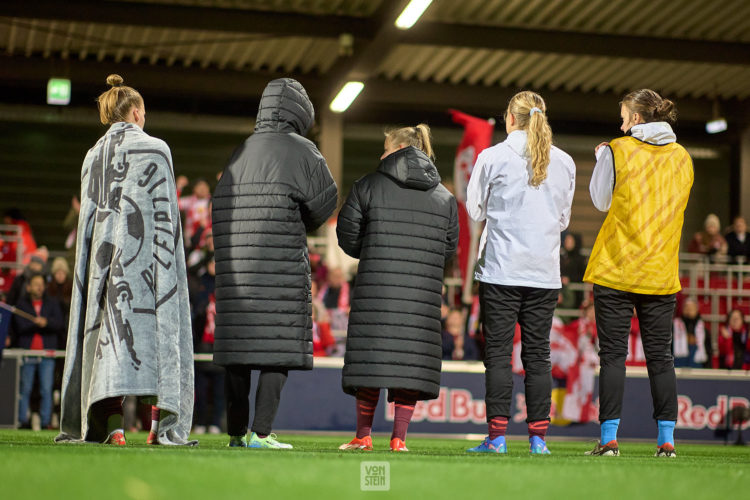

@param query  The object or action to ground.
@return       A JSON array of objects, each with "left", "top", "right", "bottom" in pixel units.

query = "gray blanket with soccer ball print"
[{"left": 56, "top": 122, "right": 195, "bottom": 445}]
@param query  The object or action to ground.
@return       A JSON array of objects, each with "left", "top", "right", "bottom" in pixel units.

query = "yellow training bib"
[{"left": 583, "top": 136, "right": 693, "bottom": 294}]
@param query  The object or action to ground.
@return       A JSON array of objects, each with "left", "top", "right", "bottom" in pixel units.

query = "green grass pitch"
[{"left": 1, "top": 430, "right": 748, "bottom": 499}]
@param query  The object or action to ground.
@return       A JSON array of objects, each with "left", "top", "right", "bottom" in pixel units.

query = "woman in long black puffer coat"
[
  {"left": 212, "top": 78, "right": 337, "bottom": 449},
  {"left": 337, "top": 124, "right": 459, "bottom": 452}
]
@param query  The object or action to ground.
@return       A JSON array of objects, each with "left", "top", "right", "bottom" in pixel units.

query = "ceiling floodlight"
[
  {"left": 395, "top": 0, "right": 433, "bottom": 30},
  {"left": 330, "top": 81, "right": 364, "bottom": 113},
  {"left": 705, "top": 118, "right": 727, "bottom": 134}
]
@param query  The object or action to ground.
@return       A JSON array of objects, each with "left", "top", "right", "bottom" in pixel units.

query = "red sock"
[
  {"left": 150, "top": 405, "right": 160, "bottom": 433},
  {"left": 356, "top": 388, "right": 380, "bottom": 439},
  {"left": 489, "top": 416, "right": 508, "bottom": 440},
  {"left": 391, "top": 390, "right": 418, "bottom": 441},
  {"left": 528, "top": 419, "right": 549, "bottom": 439}
]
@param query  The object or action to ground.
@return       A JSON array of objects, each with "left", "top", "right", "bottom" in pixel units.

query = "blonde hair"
[
  {"left": 621, "top": 89, "right": 677, "bottom": 124},
  {"left": 704, "top": 213, "right": 720, "bottom": 230},
  {"left": 50, "top": 257, "right": 70, "bottom": 276},
  {"left": 96, "top": 74, "right": 143, "bottom": 125},
  {"left": 385, "top": 123, "right": 435, "bottom": 161},
  {"left": 507, "top": 91, "right": 552, "bottom": 187}
]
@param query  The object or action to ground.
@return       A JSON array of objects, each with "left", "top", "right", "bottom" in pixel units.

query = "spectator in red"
[
  {"left": 672, "top": 298, "right": 707, "bottom": 368},
  {"left": 719, "top": 309, "right": 749, "bottom": 370},
  {"left": 310, "top": 251, "right": 327, "bottom": 289},
  {"left": 725, "top": 215, "right": 750, "bottom": 264},
  {"left": 312, "top": 303, "right": 335, "bottom": 357},
  {"left": 11, "top": 273, "right": 64, "bottom": 429},
  {"left": 176, "top": 176, "right": 212, "bottom": 248},
  {"left": 688, "top": 213, "right": 727, "bottom": 260},
  {"left": 1, "top": 209, "right": 38, "bottom": 293},
  {"left": 556, "top": 301, "right": 599, "bottom": 424},
  {"left": 1, "top": 208, "right": 38, "bottom": 266},
  {"left": 568, "top": 301, "right": 598, "bottom": 344}
]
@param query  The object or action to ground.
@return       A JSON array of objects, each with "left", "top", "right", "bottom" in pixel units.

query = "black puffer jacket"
[
  {"left": 212, "top": 78, "right": 338, "bottom": 369},
  {"left": 338, "top": 146, "right": 459, "bottom": 400}
]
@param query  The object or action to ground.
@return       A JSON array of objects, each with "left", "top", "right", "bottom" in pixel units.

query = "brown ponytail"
[
  {"left": 621, "top": 89, "right": 677, "bottom": 124},
  {"left": 385, "top": 123, "right": 435, "bottom": 161},
  {"left": 507, "top": 91, "right": 552, "bottom": 187},
  {"left": 96, "top": 74, "right": 143, "bottom": 125}
]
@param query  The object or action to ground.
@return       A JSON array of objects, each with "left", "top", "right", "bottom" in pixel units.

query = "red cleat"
[
  {"left": 339, "top": 436, "right": 373, "bottom": 451},
  {"left": 390, "top": 438, "right": 409, "bottom": 452},
  {"left": 106, "top": 430, "right": 126, "bottom": 446}
]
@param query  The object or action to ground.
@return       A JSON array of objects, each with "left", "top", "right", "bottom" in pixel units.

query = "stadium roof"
[{"left": 0, "top": 0, "right": 749, "bottom": 127}]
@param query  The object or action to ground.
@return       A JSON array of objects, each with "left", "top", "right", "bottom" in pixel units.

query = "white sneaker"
[
  {"left": 208, "top": 425, "right": 221, "bottom": 435},
  {"left": 193, "top": 425, "right": 207, "bottom": 435}
]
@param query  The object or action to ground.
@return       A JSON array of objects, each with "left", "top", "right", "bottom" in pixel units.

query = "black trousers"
[
  {"left": 594, "top": 284, "right": 677, "bottom": 422},
  {"left": 225, "top": 365, "right": 288, "bottom": 436},
  {"left": 480, "top": 282, "right": 558, "bottom": 423}
]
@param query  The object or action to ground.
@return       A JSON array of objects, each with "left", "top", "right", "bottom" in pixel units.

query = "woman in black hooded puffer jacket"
[
  {"left": 337, "top": 124, "right": 459, "bottom": 452},
  {"left": 212, "top": 78, "right": 337, "bottom": 448}
]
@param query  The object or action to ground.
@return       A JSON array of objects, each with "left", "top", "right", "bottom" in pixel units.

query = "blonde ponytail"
[
  {"left": 507, "top": 91, "right": 552, "bottom": 187},
  {"left": 385, "top": 123, "right": 435, "bottom": 161}
]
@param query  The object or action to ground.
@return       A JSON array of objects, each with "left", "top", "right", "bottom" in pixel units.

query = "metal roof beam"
[
  {"left": 0, "top": 1, "right": 375, "bottom": 39},
  {"left": 2, "top": 1, "right": 748, "bottom": 65},
  {"left": 404, "top": 22, "right": 750, "bottom": 66}
]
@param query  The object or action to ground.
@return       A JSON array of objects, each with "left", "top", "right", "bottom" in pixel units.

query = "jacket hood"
[
  {"left": 377, "top": 146, "right": 441, "bottom": 191},
  {"left": 628, "top": 122, "right": 676, "bottom": 145},
  {"left": 254, "top": 78, "right": 314, "bottom": 135}
]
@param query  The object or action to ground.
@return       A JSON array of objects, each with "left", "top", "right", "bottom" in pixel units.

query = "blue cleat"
[
  {"left": 467, "top": 435, "right": 507, "bottom": 453},
  {"left": 529, "top": 436, "right": 551, "bottom": 454}
]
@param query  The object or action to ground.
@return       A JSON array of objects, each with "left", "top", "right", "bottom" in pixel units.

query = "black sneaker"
[
  {"left": 584, "top": 440, "right": 620, "bottom": 456},
  {"left": 655, "top": 443, "right": 676, "bottom": 457}
]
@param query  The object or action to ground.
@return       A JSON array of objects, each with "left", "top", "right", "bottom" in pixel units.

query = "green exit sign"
[{"left": 47, "top": 78, "right": 71, "bottom": 105}]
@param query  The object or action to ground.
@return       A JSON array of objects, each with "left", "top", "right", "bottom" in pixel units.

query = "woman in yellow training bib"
[{"left": 583, "top": 89, "right": 693, "bottom": 458}]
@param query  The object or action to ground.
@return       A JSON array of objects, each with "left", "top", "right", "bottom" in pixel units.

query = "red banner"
[{"left": 450, "top": 109, "right": 494, "bottom": 295}]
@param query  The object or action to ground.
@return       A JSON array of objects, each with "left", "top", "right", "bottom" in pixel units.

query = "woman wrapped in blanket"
[{"left": 56, "top": 75, "right": 194, "bottom": 446}]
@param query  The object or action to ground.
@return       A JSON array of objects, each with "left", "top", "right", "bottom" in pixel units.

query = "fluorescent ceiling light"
[
  {"left": 330, "top": 81, "right": 364, "bottom": 113},
  {"left": 395, "top": 0, "right": 432, "bottom": 30},
  {"left": 705, "top": 118, "right": 727, "bottom": 134}
]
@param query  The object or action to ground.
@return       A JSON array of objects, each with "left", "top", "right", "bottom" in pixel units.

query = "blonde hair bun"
[
  {"left": 97, "top": 74, "right": 143, "bottom": 124},
  {"left": 106, "top": 74, "right": 124, "bottom": 87}
]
